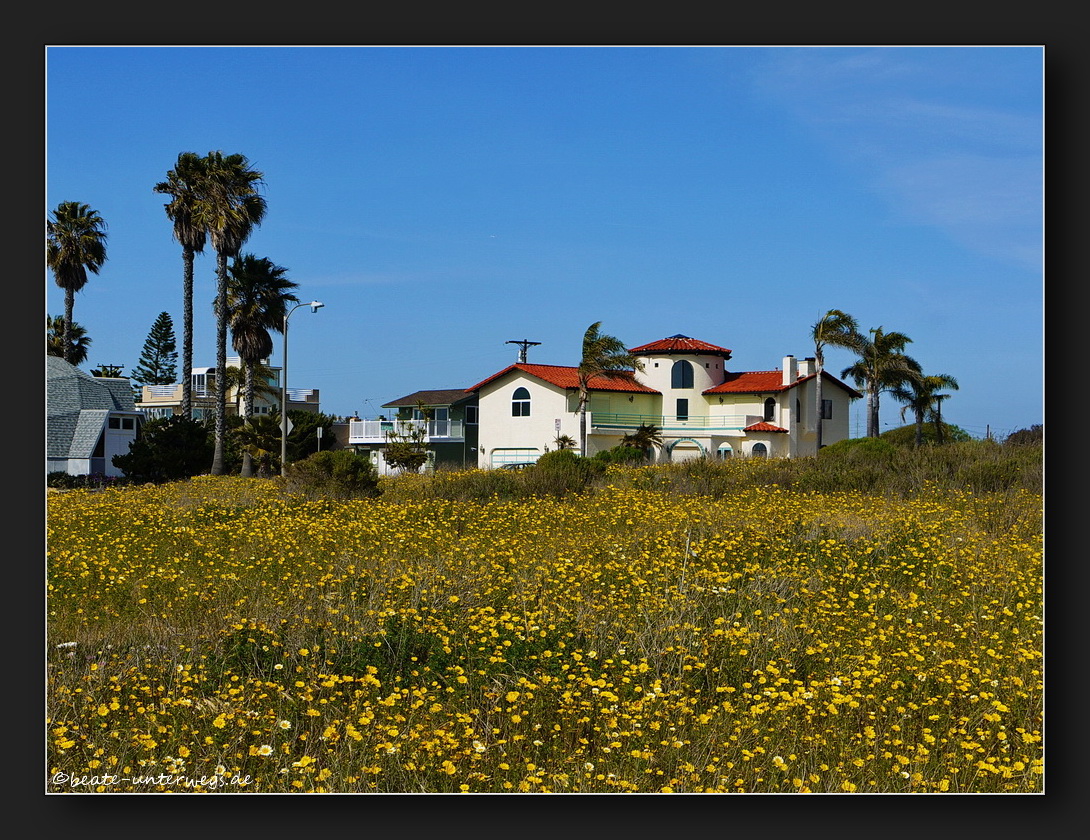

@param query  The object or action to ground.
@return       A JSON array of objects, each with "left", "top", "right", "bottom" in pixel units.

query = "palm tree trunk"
[
  {"left": 210, "top": 251, "right": 229, "bottom": 475},
  {"left": 240, "top": 363, "right": 255, "bottom": 477},
  {"left": 867, "top": 385, "right": 879, "bottom": 438},
  {"left": 181, "top": 247, "right": 194, "bottom": 420},
  {"left": 815, "top": 357, "right": 825, "bottom": 449},
  {"left": 914, "top": 408, "right": 924, "bottom": 448},
  {"left": 579, "top": 391, "right": 589, "bottom": 457},
  {"left": 63, "top": 289, "right": 75, "bottom": 364}
]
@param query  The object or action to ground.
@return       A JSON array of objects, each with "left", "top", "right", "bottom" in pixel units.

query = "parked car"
[{"left": 499, "top": 462, "right": 535, "bottom": 470}]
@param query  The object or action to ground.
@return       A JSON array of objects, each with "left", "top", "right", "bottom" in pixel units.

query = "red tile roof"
[
  {"left": 629, "top": 334, "right": 733, "bottom": 358},
  {"left": 705, "top": 370, "right": 791, "bottom": 394},
  {"left": 704, "top": 369, "right": 861, "bottom": 398},
  {"left": 467, "top": 363, "right": 659, "bottom": 394},
  {"left": 744, "top": 421, "right": 788, "bottom": 433}
]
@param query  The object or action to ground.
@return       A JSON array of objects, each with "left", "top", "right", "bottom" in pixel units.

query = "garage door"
[{"left": 490, "top": 448, "right": 540, "bottom": 468}]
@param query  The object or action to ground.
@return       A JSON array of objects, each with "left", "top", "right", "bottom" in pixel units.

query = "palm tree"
[
  {"left": 552, "top": 434, "right": 578, "bottom": 451},
  {"left": 890, "top": 373, "right": 960, "bottom": 448},
  {"left": 620, "top": 423, "right": 663, "bottom": 459},
  {"left": 840, "top": 327, "right": 922, "bottom": 438},
  {"left": 47, "top": 315, "right": 91, "bottom": 365},
  {"left": 202, "top": 152, "right": 267, "bottom": 475},
  {"left": 810, "top": 309, "right": 861, "bottom": 449},
  {"left": 155, "top": 152, "right": 210, "bottom": 420},
  {"left": 232, "top": 413, "right": 283, "bottom": 478},
  {"left": 47, "top": 201, "right": 107, "bottom": 364},
  {"left": 223, "top": 254, "right": 298, "bottom": 476},
  {"left": 576, "top": 322, "right": 645, "bottom": 457}
]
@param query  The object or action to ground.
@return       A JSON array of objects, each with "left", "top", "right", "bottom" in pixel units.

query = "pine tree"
[{"left": 132, "top": 312, "right": 178, "bottom": 386}]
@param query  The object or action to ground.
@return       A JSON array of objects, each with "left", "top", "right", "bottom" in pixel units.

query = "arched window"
[
  {"left": 512, "top": 387, "right": 531, "bottom": 417},
  {"left": 763, "top": 397, "right": 776, "bottom": 422},
  {"left": 671, "top": 360, "right": 694, "bottom": 389},
  {"left": 752, "top": 442, "right": 768, "bottom": 458},
  {"left": 717, "top": 444, "right": 733, "bottom": 459}
]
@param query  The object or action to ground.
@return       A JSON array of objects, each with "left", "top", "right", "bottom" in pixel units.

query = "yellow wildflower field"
[{"left": 47, "top": 476, "right": 1042, "bottom": 793}]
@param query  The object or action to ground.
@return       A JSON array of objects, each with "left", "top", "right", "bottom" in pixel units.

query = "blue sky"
[{"left": 46, "top": 46, "right": 1043, "bottom": 439}]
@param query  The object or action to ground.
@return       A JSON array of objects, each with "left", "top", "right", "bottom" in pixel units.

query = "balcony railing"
[
  {"left": 348, "top": 418, "right": 464, "bottom": 444},
  {"left": 589, "top": 412, "right": 754, "bottom": 433}
]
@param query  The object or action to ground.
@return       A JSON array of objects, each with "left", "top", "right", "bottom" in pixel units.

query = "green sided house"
[{"left": 345, "top": 388, "right": 479, "bottom": 474}]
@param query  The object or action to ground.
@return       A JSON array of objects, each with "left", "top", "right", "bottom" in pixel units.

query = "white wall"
[{"left": 477, "top": 373, "right": 579, "bottom": 467}]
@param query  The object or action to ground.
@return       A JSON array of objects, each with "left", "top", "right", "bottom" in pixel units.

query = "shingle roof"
[
  {"left": 47, "top": 356, "right": 137, "bottom": 460},
  {"left": 383, "top": 389, "right": 476, "bottom": 408},
  {"left": 629, "top": 334, "right": 733, "bottom": 358},
  {"left": 467, "top": 363, "right": 659, "bottom": 394}
]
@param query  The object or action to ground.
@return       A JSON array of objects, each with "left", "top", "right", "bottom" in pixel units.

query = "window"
[
  {"left": 465, "top": 405, "right": 479, "bottom": 424},
  {"left": 108, "top": 417, "right": 120, "bottom": 429},
  {"left": 717, "top": 444, "right": 733, "bottom": 459},
  {"left": 821, "top": 399, "right": 833, "bottom": 420},
  {"left": 752, "top": 442, "right": 768, "bottom": 458},
  {"left": 796, "top": 398, "right": 802, "bottom": 427},
  {"left": 671, "top": 360, "right": 694, "bottom": 389},
  {"left": 512, "top": 387, "right": 531, "bottom": 417},
  {"left": 122, "top": 418, "right": 135, "bottom": 430},
  {"left": 763, "top": 398, "right": 776, "bottom": 422},
  {"left": 676, "top": 398, "right": 689, "bottom": 421}
]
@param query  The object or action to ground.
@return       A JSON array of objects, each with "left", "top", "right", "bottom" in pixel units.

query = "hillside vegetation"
[{"left": 47, "top": 443, "right": 1043, "bottom": 793}]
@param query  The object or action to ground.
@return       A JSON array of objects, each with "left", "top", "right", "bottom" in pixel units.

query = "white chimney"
[
  {"left": 798, "top": 357, "right": 815, "bottom": 377},
  {"left": 783, "top": 355, "right": 797, "bottom": 386}
]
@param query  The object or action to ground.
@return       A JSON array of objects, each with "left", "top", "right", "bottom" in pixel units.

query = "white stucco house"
[{"left": 467, "top": 334, "right": 861, "bottom": 467}]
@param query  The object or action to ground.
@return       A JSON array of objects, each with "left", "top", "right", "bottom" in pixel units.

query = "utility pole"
[{"left": 505, "top": 339, "right": 541, "bottom": 363}]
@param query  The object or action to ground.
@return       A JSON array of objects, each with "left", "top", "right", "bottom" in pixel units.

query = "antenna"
[{"left": 505, "top": 339, "right": 541, "bottom": 363}]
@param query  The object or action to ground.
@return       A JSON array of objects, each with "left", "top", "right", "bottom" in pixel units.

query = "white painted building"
[{"left": 467, "top": 334, "right": 860, "bottom": 467}]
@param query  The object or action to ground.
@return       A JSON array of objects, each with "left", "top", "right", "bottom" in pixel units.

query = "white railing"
[
  {"left": 588, "top": 412, "right": 753, "bottom": 431},
  {"left": 348, "top": 418, "right": 464, "bottom": 443}
]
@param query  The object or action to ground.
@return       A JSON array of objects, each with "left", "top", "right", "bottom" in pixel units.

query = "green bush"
[
  {"left": 281, "top": 449, "right": 382, "bottom": 500},
  {"left": 1004, "top": 425, "right": 1043, "bottom": 446},
  {"left": 523, "top": 449, "right": 604, "bottom": 497},
  {"left": 47, "top": 472, "right": 131, "bottom": 490},
  {"left": 819, "top": 436, "right": 898, "bottom": 460},
  {"left": 592, "top": 445, "right": 650, "bottom": 466},
  {"left": 111, "top": 416, "right": 213, "bottom": 483},
  {"left": 880, "top": 422, "right": 971, "bottom": 447}
]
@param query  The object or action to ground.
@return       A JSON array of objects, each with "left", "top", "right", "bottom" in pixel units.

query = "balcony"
[
  {"left": 348, "top": 418, "right": 465, "bottom": 445},
  {"left": 589, "top": 412, "right": 752, "bottom": 434}
]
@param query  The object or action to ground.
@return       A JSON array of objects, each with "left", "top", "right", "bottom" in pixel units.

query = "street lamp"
[{"left": 281, "top": 300, "right": 324, "bottom": 476}]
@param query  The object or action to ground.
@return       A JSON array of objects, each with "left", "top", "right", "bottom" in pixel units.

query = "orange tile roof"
[
  {"left": 744, "top": 421, "right": 789, "bottom": 433},
  {"left": 705, "top": 370, "right": 791, "bottom": 393},
  {"left": 629, "top": 334, "right": 732, "bottom": 357},
  {"left": 467, "top": 363, "right": 659, "bottom": 394},
  {"left": 705, "top": 369, "right": 861, "bottom": 398}
]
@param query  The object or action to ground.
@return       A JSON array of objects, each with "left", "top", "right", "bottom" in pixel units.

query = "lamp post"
[{"left": 281, "top": 300, "right": 324, "bottom": 476}]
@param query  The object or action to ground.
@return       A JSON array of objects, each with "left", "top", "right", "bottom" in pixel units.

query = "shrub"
[
  {"left": 47, "top": 472, "right": 130, "bottom": 490},
  {"left": 1004, "top": 424, "right": 1043, "bottom": 446},
  {"left": 281, "top": 449, "right": 381, "bottom": 500},
  {"left": 592, "top": 445, "right": 650, "bottom": 466},
  {"left": 111, "top": 416, "right": 213, "bottom": 483},
  {"left": 880, "top": 422, "right": 971, "bottom": 447},
  {"left": 523, "top": 448, "right": 604, "bottom": 497},
  {"left": 819, "top": 436, "right": 898, "bottom": 460}
]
